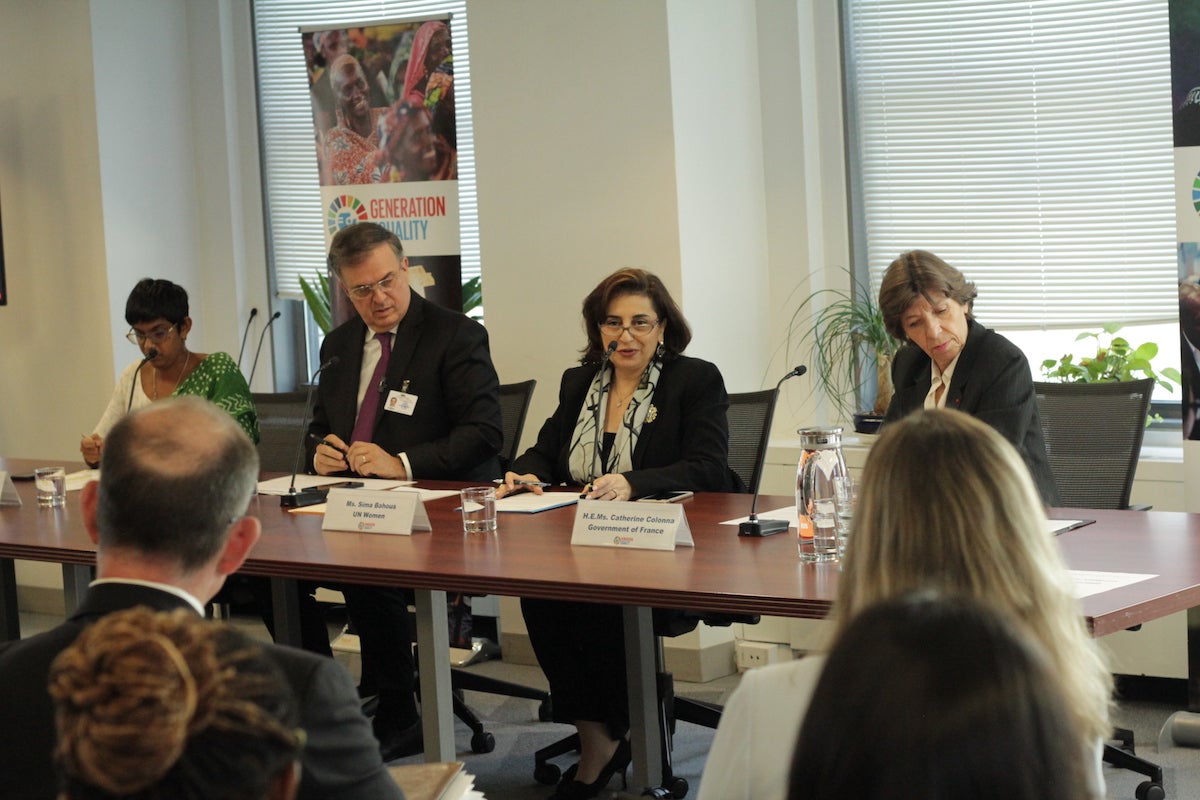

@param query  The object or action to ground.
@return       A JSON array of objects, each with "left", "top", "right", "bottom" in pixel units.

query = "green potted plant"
[
  {"left": 786, "top": 268, "right": 899, "bottom": 433},
  {"left": 1040, "top": 323, "right": 1180, "bottom": 387},
  {"left": 299, "top": 270, "right": 333, "bottom": 334},
  {"left": 1039, "top": 323, "right": 1181, "bottom": 423}
]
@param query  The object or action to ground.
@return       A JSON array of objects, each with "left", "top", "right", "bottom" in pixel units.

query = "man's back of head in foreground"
[{"left": 95, "top": 395, "right": 259, "bottom": 587}]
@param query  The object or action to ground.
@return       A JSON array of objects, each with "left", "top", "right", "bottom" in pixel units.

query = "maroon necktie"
[{"left": 350, "top": 331, "right": 392, "bottom": 444}]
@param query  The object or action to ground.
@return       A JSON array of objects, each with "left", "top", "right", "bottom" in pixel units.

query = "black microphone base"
[
  {"left": 738, "top": 518, "right": 790, "bottom": 537},
  {"left": 280, "top": 488, "right": 329, "bottom": 508}
]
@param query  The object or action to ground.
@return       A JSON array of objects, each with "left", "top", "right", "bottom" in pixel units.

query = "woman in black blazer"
[
  {"left": 499, "top": 268, "right": 733, "bottom": 799},
  {"left": 879, "top": 250, "right": 1060, "bottom": 504}
]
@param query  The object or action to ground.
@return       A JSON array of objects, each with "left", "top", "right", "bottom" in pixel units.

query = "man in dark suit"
[
  {"left": 0, "top": 396, "right": 403, "bottom": 800},
  {"left": 308, "top": 221, "right": 502, "bottom": 759}
]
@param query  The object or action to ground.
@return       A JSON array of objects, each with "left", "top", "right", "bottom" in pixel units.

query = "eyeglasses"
[
  {"left": 125, "top": 325, "right": 177, "bottom": 346},
  {"left": 345, "top": 272, "right": 399, "bottom": 300},
  {"left": 599, "top": 318, "right": 660, "bottom": 337}
]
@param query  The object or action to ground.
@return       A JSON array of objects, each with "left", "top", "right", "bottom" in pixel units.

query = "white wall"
[
  {"left": 667, "top": 0, "right": 769, "bottom": 387},
  {"left": 0, "top": 0, "right": 112, "bottom": 461},
  {"left": 471, "top": 0, "right": 686, "bottom": 432}
]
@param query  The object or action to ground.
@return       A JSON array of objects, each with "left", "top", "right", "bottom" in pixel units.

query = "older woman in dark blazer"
[
  {"left": 498, "top": 268, "right": 733, "bottom": 800},
  {"left": 879, "top": 250, "right": 1060, "bottom": 505}
]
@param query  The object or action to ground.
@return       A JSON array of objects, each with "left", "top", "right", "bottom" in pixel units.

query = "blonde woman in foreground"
[{"left": 696, "top": 409, "right": 1111, "bottom": 800}]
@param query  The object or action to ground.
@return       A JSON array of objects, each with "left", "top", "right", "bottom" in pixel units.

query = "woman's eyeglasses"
[
  {"left": 599, "top": 319, "right": 660, "bottom": 337},
  {"left": 125, "top": 325, "right": 177, "bottom": 346}
]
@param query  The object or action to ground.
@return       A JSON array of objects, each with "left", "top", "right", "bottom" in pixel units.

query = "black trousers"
[
  {"left": 340, "top": 584, "right": 419, "bottom": 730},
  {"left": 521, "top": 597, "right": 629, "bottom": 740}
]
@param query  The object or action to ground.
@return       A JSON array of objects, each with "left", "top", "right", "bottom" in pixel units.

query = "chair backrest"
[
  {"left": 1032, "top": 378, "right": 1154, "bottom": 509},
  {"left": 498, "top": 380, "right": 537, "bottom": 472},
  {"left": 727, "top": 388, "right": 779, "bottom": 495},
  {"left": 251, "top": 391, "right": 311, "bottom": 473}
]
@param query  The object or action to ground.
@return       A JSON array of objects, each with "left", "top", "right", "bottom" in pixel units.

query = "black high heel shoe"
[{"left": 550, "top": 738, "right": 631, "bottom": 799}]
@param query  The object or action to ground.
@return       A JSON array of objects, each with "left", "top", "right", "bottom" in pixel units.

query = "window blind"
[
  {"left": 252, "top": 0, "right": 477, "bottom": 301},
  {"left": 843, "top": 0, "right": 1177, "bottom": 329}
]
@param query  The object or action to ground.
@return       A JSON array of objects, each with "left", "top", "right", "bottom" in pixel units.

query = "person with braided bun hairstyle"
[{"left": 50, "top": 607, "right": 303, "bottom": 800}]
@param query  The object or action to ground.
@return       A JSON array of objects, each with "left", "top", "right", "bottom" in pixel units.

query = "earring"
[{"left": 656, "top": 341, "right": 665, "bottom": 358}]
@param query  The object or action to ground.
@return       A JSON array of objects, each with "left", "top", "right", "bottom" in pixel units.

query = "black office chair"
[
  {"left": 252, "top": 391, "right": 311, "bottom": 472},
  {"left": 498, "top": 379, "right": 537, "bottom": 474},
  {"left": 1034, "top": 378, "right": 1165, "bottom": 800},
  {"left": 210, "top": 392, "right": 313, "bottom": 620},
  {"left": 532, "top": 388, "right": 779, "bottom": 797},
  {"left": 1033, "top": 378, "right": 1153, "bottom": 510}
]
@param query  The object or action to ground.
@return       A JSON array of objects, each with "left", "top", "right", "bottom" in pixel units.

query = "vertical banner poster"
[
  {"left": 302, "top": 18, "right": 461, "bottom": 317},
  {"left": 1171, "top": 0, "right": 1200, "bottom": 439}
]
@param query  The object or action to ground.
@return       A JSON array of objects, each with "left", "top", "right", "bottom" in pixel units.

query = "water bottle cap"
[{"left": 798, "top": 426, "right": 844, "bottom": 448}]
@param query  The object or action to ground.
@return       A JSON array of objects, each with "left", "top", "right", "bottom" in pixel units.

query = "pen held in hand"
[
  {"left": 307, "top": 432, "right": 349, "bottom": 455},
  {"left": 513, "top": 480, "right": 550, "bottom": 487}
]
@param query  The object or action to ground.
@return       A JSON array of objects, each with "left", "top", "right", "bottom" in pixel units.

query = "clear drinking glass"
[
  {"left": 34, "top": 467, "right": 66, "bottom": 508},
  {"left": 460, "top": 486, "right": 497, "bottom": 533}
]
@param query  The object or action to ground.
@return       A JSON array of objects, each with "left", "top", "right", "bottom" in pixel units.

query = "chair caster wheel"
[
  {"left": 667, "top": 777, "right": 689, "bottom": 798},
  {"left": 1136, "top": 780, "right": 1166, "bottom": 800},
  {"left": 538, "top": 697, "right": 553, "bottom": 722},
  {"left": 470, "top": 731, "right": 494, "bottom": 754},
  {"left": 534, "top": 762, "right": 560, "bottom": 785}
]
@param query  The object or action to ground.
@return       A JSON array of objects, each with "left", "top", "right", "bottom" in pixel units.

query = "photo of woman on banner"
[
  {"left": 323, "top": 53, "right": 388, "bottom": 185},
  {"left": 374, "top": 101, "right": 457, "bottom": 183},
  {"left": 401, "top": 20, "right": 456, "bottom": 149}
]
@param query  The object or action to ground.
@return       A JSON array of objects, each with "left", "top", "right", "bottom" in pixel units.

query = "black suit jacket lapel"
[
  {"left": 892, "top": 346, "right": 933, "bottom": 414},
  {"left": 943, "top": 319, "right": 987, "bottom": 411},
  {"left": 327, "top": 320, "right": 368, "bottom": 439},
  {"left": 630, "top": 360, "right": 672, "bottom": 467}
]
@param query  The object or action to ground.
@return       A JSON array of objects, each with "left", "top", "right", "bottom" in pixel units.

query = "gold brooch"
[{"left": 645, "top": 404, "right": 658, "bottom": 423}]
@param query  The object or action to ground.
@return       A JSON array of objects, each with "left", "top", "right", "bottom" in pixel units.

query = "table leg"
[
  {"left": 624, "top": 604, "right": 663, "bottom": 791},
  {"left": 270, "top": 577, "right": 303, "bottom": 647},
  {"left": 62, "top": 564, "right": 92, "bottom": 614},
  {"left": 415, "top": 588, "right": 453, "bottom": 762},
  {"left": 1189, "top": 605, "right": 1200, "bottom": 712},
  {"left": 0, "top": 558, "right": 18, "bottom": 641}
]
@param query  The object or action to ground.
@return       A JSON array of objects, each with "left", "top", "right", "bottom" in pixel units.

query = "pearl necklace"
[{"left": 153, "top": 352, "right": 192, "bottom": 400}]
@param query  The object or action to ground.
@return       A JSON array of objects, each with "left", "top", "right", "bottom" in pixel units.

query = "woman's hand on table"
[
  {"left": 79, "top": 434, "right": 103, "bottom": 468},
  {"left": 497, "top": 472, "right": 545, "bottom": 498},
  {"left": 582, "top": 473, "right": 632, "bottom": 502}
]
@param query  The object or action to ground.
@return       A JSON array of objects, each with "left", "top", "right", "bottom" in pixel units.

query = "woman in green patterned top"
[{"left": 81, "top": 279, "right": 259, "bottom": 467}]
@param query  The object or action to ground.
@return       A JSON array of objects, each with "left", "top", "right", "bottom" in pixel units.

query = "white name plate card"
[
  {"left": 322, "top": 488, "right": 431, "bottom": 535},
  {"left": 0, "top": 472, "right": 21, "bottom": 507},
  {"left": 570, "top": 500, "right": 693, "bottom": 550}
]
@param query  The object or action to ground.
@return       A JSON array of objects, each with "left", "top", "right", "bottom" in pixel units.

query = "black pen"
[{"left": 307, "top": 432, "right": 349, "bottom": 455}]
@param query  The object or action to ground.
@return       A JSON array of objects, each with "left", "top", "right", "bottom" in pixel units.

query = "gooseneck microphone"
[
  {"left": 248, "top": 310, "right": 283, "bottom": 386},
  {"left": 738, "top": 364, "right": 808, "bottom": 537},
  {"left": 126, "top": 348, "right": 159, "bottom": 412},
  {"left": 237, "top": 307, "right": 259, "bottom": 369},
  {"left": 281, "top": 355, "right": 341, "bottom": 508},
  {"left": 585, "top": 341, "right": 619, "bottom": 490}
]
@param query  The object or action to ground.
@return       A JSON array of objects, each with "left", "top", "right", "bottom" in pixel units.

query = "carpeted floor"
[{"left": 18, "top": 609, "right": 1200, "bottom": 800}]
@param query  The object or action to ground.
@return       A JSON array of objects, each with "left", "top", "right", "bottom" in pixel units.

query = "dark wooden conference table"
[{"left": 4, "top": 457, "right": 1200, "bottom": 791}]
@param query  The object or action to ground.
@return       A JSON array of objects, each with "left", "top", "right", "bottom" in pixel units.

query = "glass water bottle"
[{"left": 796, "top": 427, "right": 848, "bottom": 563}]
